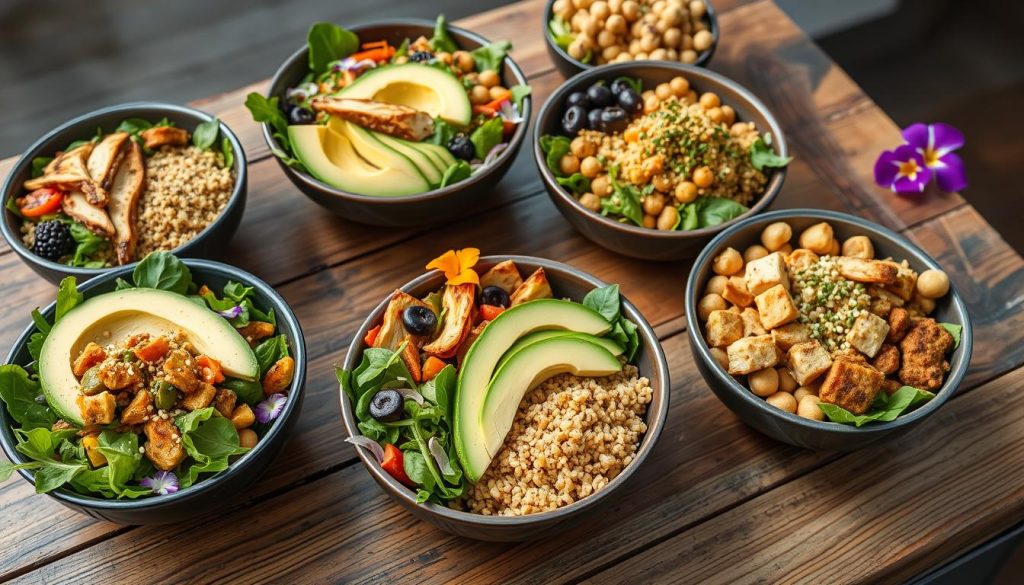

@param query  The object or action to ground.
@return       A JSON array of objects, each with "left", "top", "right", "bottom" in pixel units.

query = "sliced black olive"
[
  {"left": 586, "top": 83, "right": 612, "bottom": 108},
  {"left": 587, "top": 108, "right": 605, "bottom": 131},
  {"left": 369, "top": 389, "right": 404, "bottom": 422},
  {"left": 561, "top": 105, "right": 588, "bottom": 136},
  {"left": 566, "top": 91, "right": 590, "bottom": 109},
  {"left": 479, "top": 285, "right": 511, "bottom": 308},
  {"left": 617, "top": 88, "right": 642, "bottom": 113},
  {"left": 402, "top": 305, "right": 437, "bottom": 336},
  {"left": 600, "top": 107, "right": 629, "bottom": 133}
]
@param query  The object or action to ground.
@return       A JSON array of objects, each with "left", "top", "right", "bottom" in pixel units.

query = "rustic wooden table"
[{"left": 2, "top": 0, "right": 1022, "bottom": 582}]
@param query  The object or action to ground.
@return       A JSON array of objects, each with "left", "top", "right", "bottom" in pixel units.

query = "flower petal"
[
  {"left": 255, "top": 393, "right": 287, "bottom": 424},
  {"left": 425, "top": 250, "right": 460, "bottom": 279},
  {"left": 933, "top": 152, "right": 968, "bottom": 192},
  {"left": 873, "top": 150, "right": 900, "bottom": 188},
  {"left": 929, "top": 123, "right": 965, "bottom": 155},
  {"left": 901, "top": 123, "right": 930, "bottom": 150},
  {"left": 447, "top": 269, "right": 480, "bottom": 286},
  {"left": 455, "top": 247, "right": 480, "bottom": 271}
]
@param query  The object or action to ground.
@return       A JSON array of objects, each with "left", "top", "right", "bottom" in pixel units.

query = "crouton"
[
  {"left": 771, "top": 323, "right": 811, "bottom": 352},
  {"left": 72, "top": 342, "right": 106, "bottom": 377},
  {"left": 740, "top": 307, "right": 766, "bottom": 337},
  {"left": 836, "top": 258, "right": 898, "bottom": 285},
  {"left": 872, "top": 344, "right": 900, "bottom": 375},
  {"left": 144, "top": 418, "right": 186, "bottom": 471},
  {"left": 479, "top": 260, "right": 524, "bottom": 294},
  {"left": 899, "top": 319, "right": 953, "bottom": 390},
  {"left": 744, "top": 252, "right": 790, "bottom": 296},
  {"left": 510, "top": 268, "right": 554, "bottom": 305},
  {"left": 727, "top": 334, "right": 780, "bottom": 375},
  {"left": 787, "top": 340, "right": 833, "bottom": 386},
  {"left": 869, "top": 297, "right": 893, "bottom": 318},
  {"left": 213, "top": 389, "right": 238, "bottom": 418},
  {"left": 179, "top": 382, "right": 217, "bottom": 411},
  {"left": 818, "top": 357, "right": 886, "bottom": 415},
  {"left": 754, "top": 285, "right": 799, "bottom": 329},
  {"left": 884, "top": 261, "right": 917, "bottom": 301},
  {"left": 886, "top": 307, "right": 911, "bottom": 343},
  {"left": 120, "top": 389, "right": 152, "bottom": 425},
  {"left": 846, "top": 312, "right": 890, "bottom": 358},
  {"left": 237, "top": 321, "right": 276, "bottom": 347},
  {"left": 231, "top": 404, "right": 256, "bottom": 430},
  {"left": 787, "top": 249, "right": 819, "bottom": 272},
  {"left": 77, "top": 391, "right": 117, "bottom": 425},
  {"left": 722, "top": 277, "right": 753, "bottom": 307},
  {"left": 706, "top": 310, "right": 743, "bottom": 347}
]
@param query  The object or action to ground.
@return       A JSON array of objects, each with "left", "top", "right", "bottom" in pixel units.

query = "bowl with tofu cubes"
[{"left": 685, "top": 209, "right": 972, "bottom": 450}]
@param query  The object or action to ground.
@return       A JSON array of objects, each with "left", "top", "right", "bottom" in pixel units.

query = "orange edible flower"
[{"left": 426, "top": 248, "right": 480, "bottom": 286}]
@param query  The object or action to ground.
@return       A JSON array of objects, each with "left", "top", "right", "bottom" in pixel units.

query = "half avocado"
[{"left": 337, "top": 62, "right": 473, "bottom": 126}]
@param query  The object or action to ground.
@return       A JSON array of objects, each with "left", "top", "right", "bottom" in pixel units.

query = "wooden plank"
[{"left": 587, "top": 365, "right": 1024, "bottom": 585}]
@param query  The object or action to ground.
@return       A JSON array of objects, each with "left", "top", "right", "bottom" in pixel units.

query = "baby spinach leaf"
[
  {"left": 33, "top": 461, "right": 86, "bottom": 494},
  {"left": 429, "top": 14, "right": 459, "bottom": 53},
  {"left": 470, "top": 40, "right": 512, "bottom": 72},
  {"left": 439, "top": 161, "right": 472, "bottom": 188},
  {"left": 189, "top": 417, "right": 248, "bottom": 460},
  {"left": 603, "top": 165, "right": 643, "bottom": 227},
  {"left": 116, "top": 118, "right": 154, "bottom": 137},
  {"left": 223, "top": 281, "right": 254, "bottom": 302},
  {"left": 63, "top": 220, "right": 109, "bottom": 267},
  {"left": 510, "top": 84, "right": 531, "bottom": 110},
  {"left": 940, "top": 322, "right": 962, "bottom": 349},
  {"left": 30, "top": 156, "right": 53, "bottom": 178},
  {"left": 698, "top": 197, "right": 748, "bottom": 227},
  {"left": 424, "top": 117, "right": 458, "bottom": 147},
  {"left": 470, "top": 116, "right": 504, "bottom": 160},
  {"left": 96, "top": 431, "right": 143, "bottom": 495},
  {"left": 27, "top": 309, "right": 51, "bottom": 362},
  {"left": 245, "top": 93, "right": 290, "bottom": 148},
  {"left": 55, "top": 277, "right": 83, "bottom": 321},
  {"left": 403, "top": 450, "right": 436, "bottom": 492},
  {"left": 179, "top": 456, "right": 230, "bottom": 489},
  {"left": 192, "top": 118, "right": 220, "bottom": 150},
  {"left": 750, "top": 135, "right": 792, "bottom": 171},
  {"left": 420, "top": 365, "right": 456, "bottom": 418},
  {"left": 254, "top": 335, "right": 289, "bottom": 376},
  {"left": 583, "top": 284, "right": 621, "bottom": 322},
  {"left": 307, "top": 22, "right": 359, "bottom": 75},
  {"left": 818, "top": 386, "right": 935, "bottom": 427},
  {"left": 132, "top": 252, "right": 192, "bottom": 295},
  {"left": 0, "top": 461, "right": 40, "bottom": 483},
  {"left": 221, "top": 378, "right": 264, "bottom": 406},
  {"left": 0, "top": 365, "right": 55, "bottom": 430}
]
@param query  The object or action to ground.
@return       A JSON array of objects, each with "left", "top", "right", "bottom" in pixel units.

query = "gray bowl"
[
  {"left": 685, "top": 209, "right": 973, "bottom": 450},
  {"left": 0, "top": 259, "right": 306, "bottom": 525},
  {"left": 534, "top": 61, "right": 788, "bottom": 261},
  {"left": 542, "top": 0, "right": 720, "bottom": 78},
  {"left": 0, "top": 102, "right": 248, "bottom": 285},
  {"left": 261, "top": 19, "right": 532, "bottom": 227},
  {"left": 340, "top": 255, "right": 670, "bottom": 540}
]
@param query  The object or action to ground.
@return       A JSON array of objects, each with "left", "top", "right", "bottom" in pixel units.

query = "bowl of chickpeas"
[
  {"left": 545, "top": 0, "right": 719, "bottom": 77},
  {"left": 534, "top": 61, "right": 788, "bottom": 260},
  {"left": 685, "top": 209, "right": 972, "bottom": 451}
]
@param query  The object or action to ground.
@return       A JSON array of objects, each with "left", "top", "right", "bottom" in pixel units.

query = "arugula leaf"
[
  {"left": 750, "top": 135, "right": 792, "bottom": 171},
  {"left": 940, "top": 322, "right": 962, "bottom": 349},
  {"left": 132, "top": 252, "right": 192, "bottom": 294},
  {"left": 602, "top": 165, "right": 644, "bottom": 227},
  {"left": 439, "top": 160, "right": 472, "bottom": 188},
  {"left": 419, "top": 365, "right": 456, "bottom": 418},
  {"left": 470, "top": 41, "right": 512, "bottom": 72},
  {"left": 510, "top": 84, "right": 531, "bottom": 111},
  {"left": 307, "top": 22, "right": 360, "bottom": 75},
  {"left": 0, "top": 365, "right": 55, "bottom": 430},
  {"left": 429, "top": 14, "right": 459, "bottom": 53},
  {"left": 548, "top": 16, "right": 575, "bottom": 51},
  {"left": 223, "top": 281, "right": 254, "bottom": 302},
  {"left": 254, "top": 335, "right": 289, "bottom": 376},
  {"left": 583, "top": 284, "right": 621, "bottom": 322},
  {"left": 818, "top": 386, "right": 935, "bottom": 427},
  {"left": 220, "top": 136, "right": 234, "bottom": 169},
  {"left": 424, "top": 117, "right": 458, "bottom": 147},
  {"left": 192, "top": 118, "right": 220, "bottom": 150},
  {"left": 470, "top": 116, "right": 504, "bottom": 160},
  {"left": 33, "top": 461, "right": 86, "bottom": 494},
  {"left": 30, "top": 156, "right": 53, "bottom": 178},
  {"left": 55, "top": 277, "right": 83, "bottom": 321},
  {"left": 221, "top": 378, "right": 264, "bottom": 406}
]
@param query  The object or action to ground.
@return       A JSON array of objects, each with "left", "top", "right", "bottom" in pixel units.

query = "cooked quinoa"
[
  {"left": 458, "top": 365, "right": 652, "bottom": 516},
  {"left": 791, "top": 256, "right": 872, "bottom": 354},
  {"left": 134, "top": 145, "right": 234, "bottom": 257}
]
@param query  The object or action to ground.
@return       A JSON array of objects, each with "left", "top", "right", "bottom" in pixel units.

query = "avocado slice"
[
  {"left": 480, "top": 335, "right": 622, "bottom": 462},
  {"left": 496, "top": 330, "right": 623, "bottom": 372},
  {"left": 332, "top": 119, "right": 430, "bottom": 184},
  {"left": 454, "top": 299, "right": 613, "bottom": 482},
  {"left": 39, "top": 288, "right": 258, "bottom": 425},
  {"left": 372, "top": 132, "right": 445, "bottom": 186},
  {"left": 413, "top": 141, "right": 456, "bottom": 170},
  {"left": 337, "top": 63, "right": 473, "bottom": 126},
  {"left": 288, "top": 125, "right": 430, "bottom": 196}
]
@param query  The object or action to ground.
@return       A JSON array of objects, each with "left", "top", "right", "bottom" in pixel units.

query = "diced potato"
[
  {"left": 213, "top": 388, "right": 238, "bottom": 418},
  {"left": 818, "top": 357, "right": 886, "bottom": 415},
  {"left": 740, "top": 307, "right": 766, "bottom": 337},
  {"left": 787, "top": 341, "right": 833, "bottom": 386},
  {"left": 510, "top": 268, "right": 554, "bottom": 306},
  {"left": 835, "top": 257, "right": 898, "bottom": 285},
  {"left": 179, "top": 382, "right": 218, "bottom": 411},
  {"left": 77, "top": 392, "right": 116, "bottom": 425},
  {"left": 82, "top": 434, "right": 107, "bottom": 468},
  {"left": 727, "top": 334, "right": 780, "bottom": 375},
  {"left": 262, "top": 356, "right": 296, "bottom": 394},
  {"left": 120, "top": 390, "right": 152, "bottom": 425},
  {"left": 72, "top": 342, "right": 106, "bottom": 377},
  {"left": 706, "top": 310, "right": 743, "bottom": 348},
  {"left": 479, "top": 260, "right": 524, "bottom": 294},
  {"left": 771, "top": 323, "right": 811, "bottom": 353},
  {"left": 754, "top": 285, "right": 799, "bottom": 330},
  {"left": 143, "top": 419, "right": 186, "bottom": 471},
  {"left": 721, "top": 277, "right": 753, "bottom": 307},
  {"left": 744, "top": 252, "right": 790, "bottom": 296},
  {"left": 846, "top": 312, "right": 890, "bottom": 358},
  {"left": 230, "top": 404, "right": 256, "bottom": 430}
]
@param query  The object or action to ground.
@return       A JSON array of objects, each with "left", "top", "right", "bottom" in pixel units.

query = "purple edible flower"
[
  {"left": 140, "top": 471, "right": 179, "bottom": 495},
  {"left": 874, "top": 144, "right": 931, "bottom": 194},
  {"left": 901, "top": 122, "right": 968, "bottom": 192},
  {"left": 218, "top": 305, "right": 243, "bottom": 319},
  {"left": 255, "top": 393, "right": 287, "bottom": 424}
]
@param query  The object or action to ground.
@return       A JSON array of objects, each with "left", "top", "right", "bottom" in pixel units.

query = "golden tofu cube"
[
  {"left": 740, "top": 307, "right": 766, "bottom": 337},
  {"left": 120, "top": 389, "right": 152, "bottom": 425},
  {"left": 836, "top": 257, "right": 897, "bottom": 285},
  {"left": 722, "top": 277, "right": 753, "bottom": 307},
  {"left": 771, "top": 323, "right": 811, "bottom": 352},
  {"left": 744, "top": 252, "right": 790, "bottom": 296},
  {"left": 787, "top": 340, "right": 833, "bottom": 386},
  {"left": 846, "top": 312, "right": 891, "bottom": 358},
  {"left": 706, "top": 310, "right": 744, "bottom": 347},
  {"left": 754, "top": 285, "right": 799, "bottom": 330},
  {"left": 77, "top": 391, "right": 116, "bottom": 425},
  {"left": 727, "top": 334, "right": 780, "bottom": 375},
  {"left": 179, "top": 382, "right": 218, "bottom": 411},
  {"left": 818, "top": 357, "right": 886, "bottom": 415},
  {"left": 883, "top": 261, "right": 917, "bottom": 301},
  {"left": 143, "top": 419, "right": 186, "bottom": 471}
]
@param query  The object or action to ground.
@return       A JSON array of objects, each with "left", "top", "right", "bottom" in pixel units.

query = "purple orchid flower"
[
  {"left": 902, "top": 123, "right": 968, "bottom": 192},
  {"left": 218, "top": 305, "right": 243, "bottom": 319},
  {"left": 874, "top": 144, "right": 932, "bottom": 194},
  {"left": 140, "top": 470, "right": 179, "bottom": 495},
  {"left": 255, "top": 393, "right": 287, "bottom": 424}
]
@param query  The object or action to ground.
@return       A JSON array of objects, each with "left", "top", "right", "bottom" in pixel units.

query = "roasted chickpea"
[
  {"left": 655, "top": 82, "right": 673, "bottom": 100},
  {"left": 613, "top": 52, "right": 632, "bottom": 63},
  {"left": 238, "top": 429, "right": 258, "bottom": 449},
  {"left": 826, "top": 238, "right": 840, "bottom": 257},
  {"left": 698, "top": 91, "right": 720, "bottom": 109},
  {"left": 651, "top": 173, "right": 672, "bottom": 192},
  {"left": 582, "top": 15, "right": 602, "bottom": 37},
  {"left": 690, "top": 0, "right": 707, "bottom": 18},
  {"left": 640, "top": 33, "right": 659, "bottom": 53},
  {"left": 674, "top": 181, "right": 698, "bottom": 203},
  {"left": 709, "top": 347, "right": 729, "bottom": 371},
  {"left": 720, "top": 105, "right": 736, "bottom": 125},
  {"left": 777, "top": 242, "right": 793, "bottom": 255},
  {"left": 842, "top": 235, "right": 874, "bottom": 259},
  {"left": 606, "top": 13, "right": 627, "bottom": 33},
  {"left": 470, "top": 85, "right": 491, "bottom": 105},
  {"left": 643, "top": 192, "right": 666, "bottom": 216},
  {"left": 436, "top": 51, "right": 453, "bottom": 65},
  {"left": 644, "top": 94, "right": 661, "bottom": 113},
  {"left": 479, "top": 69, "right": 500, "bottom": 88},
  {"left": 917, "top": 269, "right": 950, "bottom": 299},
  {"left": 743, "top": 245, "right": 769, "bottom": 263},
  {"left": 579, "top": 157, "right": 601, "bottom": 179},
  {"left": 591, "top": 175, "right": 611, "bottom": 197},
  {"left": 749, "top": 368, "right": 779, "bottom": 397},
  {"left": 657, "top": 206, "right": 679, "bottom": 230},
  {"left": 705, "top": 275, "right": 728, "bottom": 296},
  {"left": 590, "top": 0, "right": 610, "bottom": 20},
  {"left": 766, "top": 391, "right": 797, "bottom": 413},
  {"left": 570, "top": 136, "right": 595, "bottom": 159},
  {"left": 667, "top": 77, "right": 689, "bottom": 98},
  {"left": 663, "top": 27, "right": 682, "bottom": 49},
  {"left": 712, "top": 247, "right": 743, "bottom": 276},
  {"left": 698, "top": 293, "right": 727, "bottom": 321},
  {"left": 634, "top": 51, "right": 649, "bottom": 60},
  {"left": 793, "top": 386, "right": 817, "bottom": 403},
  {"left": 568, "top": 37, "right": 589, "bottom": 60},
  {"left": 707, "top": 106, "right": 724, "bottom": 124},
  {"left": 453, "top": 51, "right": 475, "bottom": 73},
  {"left": 665, "top": 48, "right": 679, "bottom": 61},
  {"left": 649, "top": 48, "right": 668, "bottom": 60},
  {"left": 642, "top": 214, "right": 657, "bottom": 229},
  {"left": 553, "top": 0, "right": 573, "bottom": 19},
  {"left": 693, "top": 29, "right": 713, "bottom": 52},
  {"left": 603, "top": 45, "right": 623, "bottom": 61},
  {"left": 913, "top": 294, "right": 937, "bottom": 315},
  {"left": 608, "top": 0, "right": 623, "bottom": 12},
  {"left": 692, "top": 166, "right": 714, "bottom": 188},
  {"left": 760, "top": 221, "right": 792, "bottom": 251},
  {"left": 559, "top": 154, "right": 581, "bottom": 175},
  {"left": 778, "top": 368, "right": 798, "bottom": 393},
  {"left": 622, "top": 0, "right": 640, "bottom": 21},
  {"left": 797, "top": 395, "right": 824, "bottom": 420},
  {"left": 579, "top": 192, "right": 602, "bottom": 212},
  {"left": 597, "top": 29, "right": 618, "bottom": 49},
  {"left": 628, "top": 38, "right": 642, "bottom": 55},
  {"left": 799, "top": 222, "right": 834, "bottom": 254},
  {"left": 574, "top": 0, "right": 593, "bottom": 8}
]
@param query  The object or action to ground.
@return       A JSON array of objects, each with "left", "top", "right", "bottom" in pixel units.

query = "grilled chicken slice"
[
  {"left": 107, "top": 141, "right": 145, "bottom": 264},
  {"left": 375, "top": 291, "right": 433, "bottom": 351},
  {"left": 62, "top": 190, "right": 115, "bottom": 237},
  {"left": 86, "top": 132, "right": 129, "bottom": 190},
  {"left": 25, "top": 144, "right": 109, "bottom": 206},
  {"left": 423, "top": 283, "right": 476, "bottom": 358},
  {"left": 480, "top": 260, "right": 524, "bottom": 294},
  {"left": 311, "top": 97, "right": 434, "bottom": 141},
  {"left": 510, "top": 268, "right": 554, "bottom": 306},
  {"left": 139, "top": 126, "right": 190, "bottom": 149}
]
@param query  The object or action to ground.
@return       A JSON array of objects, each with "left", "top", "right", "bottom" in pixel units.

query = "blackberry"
[
  {"left": 447, "top": 134, "right": 476, "bottom": 161},
  {"left": 409, "top": 50, "right": 433, "bottom": 63},
  {"left": 32, "top": 220, "right": 73, "bottom": 261}
]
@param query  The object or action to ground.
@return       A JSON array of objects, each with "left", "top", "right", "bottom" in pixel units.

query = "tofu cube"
[
  {"left": 787, "top": 340, "right": 833, "bottom": 386},
  {"left": 884, "top": 261, "right": 917, "bottom": 301},
  {"left": 744, "top": 252, "right": 790, "bottom": 296},
  {"left": 740, "top": 307, "right": 766, "bottom": 337},
  {"left": 727, "top": 334, "right": 780, "bottom": 375},
  {"left": 722, "top": 277, "right": 754, "bottom": 307},
  {"left": 706, "top": 310, "right": 744, "bottom": 348},
  {"left": 846, "top": 312, "right": 891, "bottom": 358},
  {"left": 754, "top": 285, "right": 799, "bottom": 330},
  {"left": 818, "top": 357, "right": 886, "bottom": 414},
  {"left": 771, "top": 323, "right": 811, "bottom": 352},
  {"left": 77, "top": 391, "right": 116, "bottom": 425}
]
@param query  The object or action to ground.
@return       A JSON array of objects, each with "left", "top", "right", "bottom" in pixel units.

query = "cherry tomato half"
[{"left": 18, "top": 188, "right": 64, "bottom": 217}]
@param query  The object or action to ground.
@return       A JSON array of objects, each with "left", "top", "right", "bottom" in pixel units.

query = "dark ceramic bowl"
[
  {"left": 261, "top": 19, "right": 532, "bottom": 227},
  {"left": 534, "top": 61, "right": 787, "bottom": 261},
  {"left": 0, "top": 259, "right": 306, "bottom": 525},
  {"left": 340, "top": 255, "right": 670, "bottom": 541},
  {"left": 543, "top": 0, "right": 719, "bottom": 77},
  {"left": 685, "top": 209, "right": 973, "bottom": 450},
  {"left": 0, "top": 102, "right": 248, "bottom": 285}
]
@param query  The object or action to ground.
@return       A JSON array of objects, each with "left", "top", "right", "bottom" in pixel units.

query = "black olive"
[
  {"left": 587, "top": 108, "right": 605, "bottom": 131},
  {"left": 617, "top": 88, "right": 642, "bottom": 113},
  {"left": 479, "top": 285, "right": 511, "bottom": 308},
  {"left": 600, "top": 107, "right": 629, "bottom": 133},
  {"left": 586, "top": 83, "right": 612, "bottom": 108},
  {"left": 566, "top": 91, "right": 590, "bottom": 109},
  {"left": 289, "top": 106, "right": 314, "bottom": 125},
  {"left": 609, "top": 79, "right": 632, "bottom": 96},
  {"left": 561, "top": 105, "right": 588, "bottom": 136},
  {"left": 447, "top": 134, "right": 476, "bottom": 161},
  {"left": 369, "top": 389, "right": 404, "bottom": 422},
  {"left": 402, "top": 305, "right": 437, "bottom": 336}
]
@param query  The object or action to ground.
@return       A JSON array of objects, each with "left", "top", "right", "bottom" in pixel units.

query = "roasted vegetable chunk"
[
  {"left": 120, "top": 389, "right": 153, "bottom": 425},
  {"left": 237, "top": 321, "right": 276, "bottom": 347},
  {"left": 375, "top": 290, "right": 432, "bottom": 351},
  {"left": 162, "top": 349, "right": 203, "bottom": 393},
  {"left": 262, "top": 356, "right": 295, "bottom": 394},
  {"left": 818, "top": 357, "right": 885, "bottom": 415},
  {"left": 77, "top": 391, "right": 117, "bottom": 425},
  {"left": 144, "top": 418, "right": 186, "bottom": 471},
  {"left": 480, "top": 260, "right": 524, "bottom": 294},
  {"left": 213, "top": 388, "right": 238, "bottom": 418},
  {"left": 179, "top": 382, "right": 218, "bottom": 411},
  {"left": 231, "top": 404, "right": 256, "bottom": 429},
  {"left": 98, "top": 361, "right": 144, "bottom": 390},
  {"left": 72, "top": 342, "right": 107, "bottom": 377},
  {"left": 81, "top": 434, "right": 107, "bottom": 468},
  {"left": 510, "top": 268, "right": 554, "bottom": 306},
  {"left": 140, "top": 126, "right": 189, "bottom": 149},
  {"left": 899, "top": 318, "right": 953, "bottom": 390}
]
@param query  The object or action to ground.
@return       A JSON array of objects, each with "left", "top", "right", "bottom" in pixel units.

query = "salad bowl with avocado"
[
  {"left": 248, "top": 16, "right": 533, "bottom": 226},
  {"left": 0, "top": 253, "right": 306, "bottom": 524},
  {"left": 338, "top": 249, "right": 669, "bottom": 540}
]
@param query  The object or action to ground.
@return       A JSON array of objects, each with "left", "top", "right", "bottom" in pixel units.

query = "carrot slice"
[
  {"left": 422, "top": 356, "right": 447, "bottom": 382},
  {"left": 196, "top": 355, "right": 225, "bottom": 384},
  {"left": 134, "top": 337, "right": 169, "bottom": 363},
  {"left": 364, "top": 325, "right": 382, "bottom": 347}
]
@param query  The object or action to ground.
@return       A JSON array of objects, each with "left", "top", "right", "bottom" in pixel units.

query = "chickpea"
[
  {"left": 778, "top": 368, "right": 798, "bottom": 393},
  {"left": 692, "top": 166, "right": 714, "bottom": 188},
  {"left": 720, "top": 105, "right": 736, "bottom": 125},
  {"left": 628, "top": 38, "right": 642, "bottom": 55},
  {"left": 573, "top": 0, "right": 593, "bottom": 8},
  {"left": 630, "top": 20, "right": 645, "bottom": 37},
  {"left": 657, "top": 206, "right": 679, "bottom": 230},
  {"left": 436, "top": 51, "right": 453, "bottom": 65},
  {"left": 699, "top": 92, "right": 721, "bottom": 109},
  {"left": 651, "top": 173, "right": 671, "bottom": 192},
  {"left": 590, "top": 0, "right": 610, "bottom": 20},
  {"left": 693, "top": 29, "right": 714, "bottom": 52},
  {"left": 680, "top": 49, "right": 698, "bottom": 63},
  {"left": 640, "top": 33, "right": 660, "bottom": 53},
  {"left": 570, "top": 137, "right": 596, "bottom": 159},
  {"left": 797, "top": 395, "right": 824, "bottom": 421},
  {"left": 760, "top": 221, "right": 792, "bottom": 251},
  {"left": 582, "top": 16, "right": 602, "bottom": 37},
  {"left": 470, "top": 85, "right": 491, "bottom": 105},
  {"left": 669, "top": 76, "right": 690, "bottom": 96},
  {"left": 478, "top": 69, "right": 500, "bottom": 88},
  {"left": 799, "top": 222, "right": 834, "bottom": 254},
  {"left": 608, "top": 0, "right": 623, "bottom": 13},
  {"left": 649, "top": 48, "right": 668, "bottom": 60},
  {"left": 712, "top": 247, "right": 743, "bottom": 276},
  {"left": 643, "top": 192, "right": 666, "bottom": 216},
  {"left": 681, "top": 33, "right": 694, "bottom": 51},
  {"left": 777, "top": 242, "right": 794, "bottom": 255},
  {"left": 685, "top": 89, "right": 698, "bottom": 104},
  {"left": 603, "top": 45, "right": 623, "bottom": 61},
  {"left": 591, "top": 175, "right": 611, "bottom": 197},
  {"left": 453, "top": 51, "right": 475, "bottom": 73},
  {"left": 707, "top": 106, "right": 724, "bottom": 124},
  {"left": 663, "top": 27, "right": 682, "bottom": 48},
  {"left": 675, "top": 181, "right": 698, "bottom": 203},
  {"left": 644, "top": 94, "right": 661, "bottom": 113},
  {"left": 749, "top": 368, "right": 779, "bottom": 397},
  {"left": 663, "top": 4, "right": 683, "bottom": 26},
  {"left": 709, "top": 347, "right": 729, "bottom": 371},
  {"left": 238, "top": 429, "right": 258, "bottom": 449},
  {"left": 743, "top": 245, "right": 769, "bottom": 263},
  {"left": 553, "top": 0, "right": 573, "bottom": 18},
  {"left": 654, "top": 18, "right": 670, "bottom": 35},
  {"left": 913, "top": 294, "right": 937, "bottom": 315},
  {"left": 694, "top": 20, "right": 708, "bottom": 32},
  {"left": 559, "top": 154, "right": 581, "bottom": 175},
  {"left": 606, "top": 13, "right": 627, "bottom": 33},
  {"left": 597, "top": 29, "right": 617, "bottom": 49},
  {"left": 697, "top": 293, "right": 727, "bottom": 322},
  {"left": 580, "top": 156, "right": 602, "bottom": 179},
  {"left": 666, "top": 48, "right": 679, "bottom": 61},
  {"left": 622, "top": 0, "right": 640, "bottom": 21},
  {"left": 766, "top": 391, "right": 797, "bottom": 413},
  {"left": 841, "top": 235, "right": 874, "bottom": 259},
  {"left": 568, "top": 38, "right": 589, "bottom": 60},
  {"left": 690, "top": 0, "right": 707, "bottom": 18},
  {"left": 489, "top": 85, "right": 509, "bottom": 100},
  {"left": 655, "top": 82, "right": 673, "bottom": 100},
  {"left": 634, "top": 51, "right": 649, "bottom": 60},
  {"left": 705, "top": 274, "right": 728, "bottom": 296},
  {"left": 793, "top": 386, "right": 817, "bottom": 403},
  {"left": 579, "top": 192, "right": 602, "bottom": 212},
  {"left": 917, "top": 269, "right": 950, "bottom": 299},
  {"left": 642, "top": 214, "right": 657, "bottom": 229},
  {"left": 613, "top": 52, "right": 632, "bottom": 63}
]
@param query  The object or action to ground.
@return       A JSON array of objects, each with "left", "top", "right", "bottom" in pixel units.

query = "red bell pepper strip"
[
  {"left": 381, "top": 443, "right": 414, "bottom": 487},
  {"left": 479, "top": 304, "right": 505, "bottom": 321}
]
